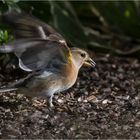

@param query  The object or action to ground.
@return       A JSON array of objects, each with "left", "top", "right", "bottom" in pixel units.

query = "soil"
[{"left": 0, "top": 53, "right": 139, "bottom": 139}]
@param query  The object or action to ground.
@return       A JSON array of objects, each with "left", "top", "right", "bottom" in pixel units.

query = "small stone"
[
  {"left": 86, "top": 95, "right": 97, "bottom": 101},
  {"left": 84, "top": 91, "right": 88, "bottom": 95},
  {"left": 136, "top": 111, "right": 140, "bottom": 115},
  {"left": 102, "top": 99, "right": 108, "bottom": 104},
  {"left": 135, "top": 121, "right": 140, "bottom": 127},
  {"left": 104, "top": 88, "right": 111, "bottom": 93},
  {"left": 78, "top": 97, "right": 82, "bottom": 102},
  {"left": 70, "top": 126, "right": 76, "bottom": 131},
  {"left": 83, "top": 100, "right": 88, "bottom": 103},
  {"left": 112, "top": 64, "right": 116, "bottom": 68},
  {"left": 57, "top": 99, "right": 64, "bottom": 103},
  {"left": 118, "top": 73, "right": 124, "bottom": 80}
]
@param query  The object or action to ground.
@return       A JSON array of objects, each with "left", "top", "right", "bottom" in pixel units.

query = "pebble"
[
  {"left": 102, "top": 99, "right": 108, "bottom": 104},
  {"left": 57, "top": 99, "right": 64, "bottom": 103}
]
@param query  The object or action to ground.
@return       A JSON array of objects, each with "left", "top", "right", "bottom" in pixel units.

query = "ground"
[{"left": 0, "top": 53, "right": 140, "bottom": 139}]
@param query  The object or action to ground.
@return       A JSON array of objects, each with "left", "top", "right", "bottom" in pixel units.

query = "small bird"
[{"left": 0, "top": 11, "right": 96, "bottom": 107}]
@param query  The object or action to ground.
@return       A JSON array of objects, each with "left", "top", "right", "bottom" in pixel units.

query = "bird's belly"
[{"left": 57, "top": 78, "right": 76, "bottom": 93}]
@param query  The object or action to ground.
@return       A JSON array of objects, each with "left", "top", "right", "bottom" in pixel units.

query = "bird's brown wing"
[
  {"left": 1, "top": 11, "right": 72, "bottom": 72},
  {"left": 0, "top": 38, "right": 71, "bottom": 72},
  {"left": 2, "top": 11, "right": 64, "bottom": 40}
]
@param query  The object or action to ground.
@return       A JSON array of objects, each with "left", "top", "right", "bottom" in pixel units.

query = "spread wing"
[
  {"left": 0, "top": 38, "right": 71, "bottom": 72},
  {"left": 0, "top": 11, "right": 71, "bottom": 72},
  {"left": 2, "top": 11, "right": 64, "bottom": 40}
]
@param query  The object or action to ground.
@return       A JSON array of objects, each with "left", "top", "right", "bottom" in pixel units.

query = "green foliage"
[
  {"left": 0, "top": 30, "right": 14, "bottom": 65},
  {"left": 0, "top": 30, "right": 13, "bottom": 44},
  {"left": 0, "top": 0, "right": 20, "bottom": 12}
]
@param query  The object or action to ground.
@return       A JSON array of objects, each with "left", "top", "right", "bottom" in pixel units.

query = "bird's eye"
[{"left": 80, "top": 53, "right": 86, "bottom": 58}]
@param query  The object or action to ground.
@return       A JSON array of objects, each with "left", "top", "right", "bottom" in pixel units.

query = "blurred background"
[
  {"left": 0, "top": 0, "right": 140, "bottom": 58},
  {"left": 0, "top": 1, "right": 140, "bottom": 139}
]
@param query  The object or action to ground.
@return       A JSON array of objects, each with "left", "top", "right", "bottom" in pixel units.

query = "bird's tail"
[
  {"left": 0, "top": 73, "right": 35, "bottom": 94},
  {"left": 0, "top": 88, "right": 18, "bottom": 93}
]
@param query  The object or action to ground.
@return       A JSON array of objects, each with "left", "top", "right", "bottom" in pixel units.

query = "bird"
[{"left": 0, "top": 11, "right": 96, "bottom": 107}]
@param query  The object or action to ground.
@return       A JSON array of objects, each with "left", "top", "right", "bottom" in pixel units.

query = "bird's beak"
[{"left": 84, "top": 58, "right": 96, "bottom": 67}]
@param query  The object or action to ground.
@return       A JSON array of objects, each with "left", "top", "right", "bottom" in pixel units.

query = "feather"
[{"left": 0, "top": 88, "right": 17, "bottom": 93}]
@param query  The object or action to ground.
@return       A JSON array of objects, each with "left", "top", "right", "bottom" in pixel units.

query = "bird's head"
[{"left": 70, "top": 48, "right": 96, "bottom": 70}]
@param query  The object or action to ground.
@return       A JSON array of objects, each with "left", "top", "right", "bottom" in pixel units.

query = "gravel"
[{"left": 0, "top": 53, "right": 139, "bottom": 139}]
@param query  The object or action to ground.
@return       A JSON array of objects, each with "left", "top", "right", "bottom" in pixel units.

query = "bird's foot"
[
  {"left": 49, "top": 102, "right": 54, "bottom": 108},
  {"left": 47, "top": 95, "right": 54, "bottom": 107}
]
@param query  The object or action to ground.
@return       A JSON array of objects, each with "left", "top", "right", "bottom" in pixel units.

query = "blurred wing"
[
  {"left": 2, "top": 11, "right": 64, "bottom": 40},
  {"left": 0, "top": 38, "right": 71, "bottom": 72}
]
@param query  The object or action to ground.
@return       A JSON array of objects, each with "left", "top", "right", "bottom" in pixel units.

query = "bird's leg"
[{"left": 47, "top": 95, "right": 54, "bottom": 107}]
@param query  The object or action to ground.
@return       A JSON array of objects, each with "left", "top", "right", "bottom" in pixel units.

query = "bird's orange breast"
[{"left": 62, "top": 62, "right": 78, "bottom": 88}]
